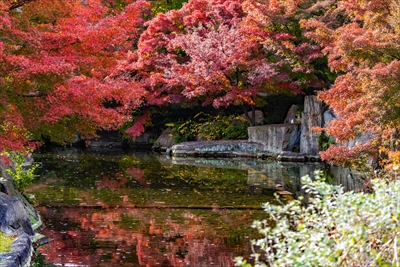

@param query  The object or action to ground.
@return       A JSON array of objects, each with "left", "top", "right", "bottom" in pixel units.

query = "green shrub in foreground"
[{"left": 236, "top": 171, "right": 400, "bottom": 267}]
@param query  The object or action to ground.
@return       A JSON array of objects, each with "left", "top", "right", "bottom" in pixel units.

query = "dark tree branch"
[
  {"left": 241, "top": 105, "right": 255, "bottom": 126},
  {"left": 8, "top": 0, "right": 36, "bottom": 10}
]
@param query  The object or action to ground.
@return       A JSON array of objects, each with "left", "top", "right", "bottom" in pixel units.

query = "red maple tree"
[
  {"left": 112, "top": 0, "right": 323, "bottom": 128},
  {"left": 0, "top": 0, "right": 151, "bottom": 152}
]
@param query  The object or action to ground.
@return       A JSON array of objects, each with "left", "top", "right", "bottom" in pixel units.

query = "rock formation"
[{"left": 300, "top": 95, "right": 324, "bottom": 155}]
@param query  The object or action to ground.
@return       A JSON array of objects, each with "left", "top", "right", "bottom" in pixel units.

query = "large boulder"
[
  {"left": 248, "top": 124, "right": 301, "bottom": 154},
  {"left": 300, "top": 95, "right": 323, "bottom": 155},
  {"left": 171, "top": 140, "right": 262, "bottom": 157},
  {"left": 0, "top": 192, "right": 34, "bottom": 236}
]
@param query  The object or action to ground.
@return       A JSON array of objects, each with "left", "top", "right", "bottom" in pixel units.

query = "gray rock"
[
  {"left": 0, "top": 192, "right": 34, "bottom": 236},
  {"left": 300, "top": 95, "right": 323, "bottom": 155},
  {"left": 248, "top": 124, "right": 301, "bottom": 154},
  {"left": 241, "top": 110, "right": 264, "bottom": 125},
  {"left": 345, "top": 132, "right": 374, "bottom": 149},
  {"left": 323, "top": 109, "right": 336, "bottom": 127},
  {"left": 0, "top": 233, "right": 32, "bottom": 267},
  {"left": 284, "top": 105, "right": 298, "bottom": 124},
  {"left": 152, "top": 127, "right": 177, "bottom": 150},
  {"left": 170, "top": 140, "right": 265, "bottom": 157},
  {"left": 0, "top": 178, "right": 41, "bottom": 232}
]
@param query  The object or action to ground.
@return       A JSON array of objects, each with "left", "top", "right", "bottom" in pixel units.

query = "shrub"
[
  {"left": 5, "top": 152, "right": 38, "bottom": 190},
  {"left": 171, "top": 112, "right": 249, "bottom": 143},
  {"left": 235, "top": 171, "right": 400, "bottom": 267}
]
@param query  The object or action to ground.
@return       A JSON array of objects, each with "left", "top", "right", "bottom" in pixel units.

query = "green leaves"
[{"left": 5, "top": 151, "right": 37, "bottom": 190}]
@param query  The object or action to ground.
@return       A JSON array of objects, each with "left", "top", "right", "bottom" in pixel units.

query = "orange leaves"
[{"left": 306, "top": 0, "right": 400, "bottom": 166}]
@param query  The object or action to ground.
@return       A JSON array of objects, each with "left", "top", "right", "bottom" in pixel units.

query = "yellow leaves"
[
  {"left": 389, "top": 0, "right": 400, "bottom": 35},
  {"left": 4, "top": 75, "right": 13, "bottom": 83}
]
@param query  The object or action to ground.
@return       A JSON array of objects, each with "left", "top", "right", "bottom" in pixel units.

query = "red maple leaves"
[
  {"left": 0, "top": 0, "right": 151, "bottom": 151},
  {"left": 2, "top": 0, "right": 398, "bottom": 168}
]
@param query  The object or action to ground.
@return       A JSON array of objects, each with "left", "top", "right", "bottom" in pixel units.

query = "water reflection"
[
  {"left": 36, "top": 206, "right": 262, "bottom": 266},
  {"left": 27, "top": 149, "right": 367, "bottom": 266},
  {"left": 28, "top": 150, "right": 273, "bottom": 266}
]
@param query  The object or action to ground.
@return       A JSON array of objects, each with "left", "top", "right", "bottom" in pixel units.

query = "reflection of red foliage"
[
  {"left": 95, "top": 173, "right": 129, "bottom": 189},
  {"left": 125, "top": 166, "right": 149, "bottom": 187},
  {"left": 37, "top": 206, "right": 253, "bottom": 267}
]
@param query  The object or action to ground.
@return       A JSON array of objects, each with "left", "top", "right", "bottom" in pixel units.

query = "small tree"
[{"left": 0, "top": 0, "right": 151, "bottom": 152}]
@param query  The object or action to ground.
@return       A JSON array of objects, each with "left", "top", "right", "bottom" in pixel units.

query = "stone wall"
[
  {"left": 247, "top": 95, "right": 324, "bottom": 158},
  {"left": 248, "top": 124, "right": 301, "bottom": 154}
]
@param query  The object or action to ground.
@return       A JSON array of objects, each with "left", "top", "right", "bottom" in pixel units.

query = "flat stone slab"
[
  {"left": 171, "top": 140, "right": 265, "bottom": 158},
  {"left": 170, "top": 140, "right": 321, "bottom": 162}
]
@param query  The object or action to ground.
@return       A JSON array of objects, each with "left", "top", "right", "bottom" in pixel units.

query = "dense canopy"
[{"left": 0, "top": 0, "right": 399, "bottom": 167}]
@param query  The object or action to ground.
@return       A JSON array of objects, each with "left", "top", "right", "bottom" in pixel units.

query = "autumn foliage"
[
  {"left": 110, "top": 0, "right": 334, "bottom": 128},
  {"left": 302, "top": 0, "right": 400, "bottom": 167},
  {"left": 1, "top": 0, "right": 400, "bottom": 167},
  {"left": 0, "top": 0, "right": 151, "bottom": 151}
]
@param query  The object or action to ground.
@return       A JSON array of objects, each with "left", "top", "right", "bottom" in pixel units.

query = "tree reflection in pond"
[
  {"left": 28, "top": 150, "right": 273, "bottom": 266},
  {"left": 28, "top": 149, "right": 366, "bottom": 266}
]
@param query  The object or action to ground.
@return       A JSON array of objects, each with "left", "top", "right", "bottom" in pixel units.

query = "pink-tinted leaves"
[{"left": 126, "top": 113, "right": 151, "bottom": 137}]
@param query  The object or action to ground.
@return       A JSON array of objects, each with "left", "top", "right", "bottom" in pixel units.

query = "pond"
[{"left": 26, "top": 148, "right": 365, "bottom": 267}]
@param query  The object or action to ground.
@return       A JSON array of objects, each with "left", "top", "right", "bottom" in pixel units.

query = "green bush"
[
  {"left": 5, "top": 152, "right": 38, "bottom": 190},
  {"left": 171, "top": 112, "right": 249, "bottom": 143},
  {"left": 236, "top": 171, "right": 400, "bottom": 267},
  {"left": 318, "top": 131, "right": 335, "bottom": 151}
]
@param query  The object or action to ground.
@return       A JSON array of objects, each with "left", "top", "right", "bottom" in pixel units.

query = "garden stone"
[
  {"left": 0, "top": 233, "right": 32, "bottom": 267},
  {"left": 300, "top": 95, "right": 323, "bottom": 155},
  {"left": 241, "top": 110, "right": 264, "bottom": 125},
  {"left": 248, "top": 124, "right": 301, "bottom": 154},
  {"left": 152, "top": 127, "right": 176, "bottom": 151},
  {"left": 284, "top": 104, "right": 298, "bottom": 124},
  {"left": 0, "top": 192, "right": 34, "bottom": 236},
  {"left": 323, "top": 109, "right": 336, "bottom": 127}
]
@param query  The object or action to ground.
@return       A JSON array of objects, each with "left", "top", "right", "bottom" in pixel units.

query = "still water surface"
[{"left": 26, "top": 149, "right": 360, "bottom": 266}]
